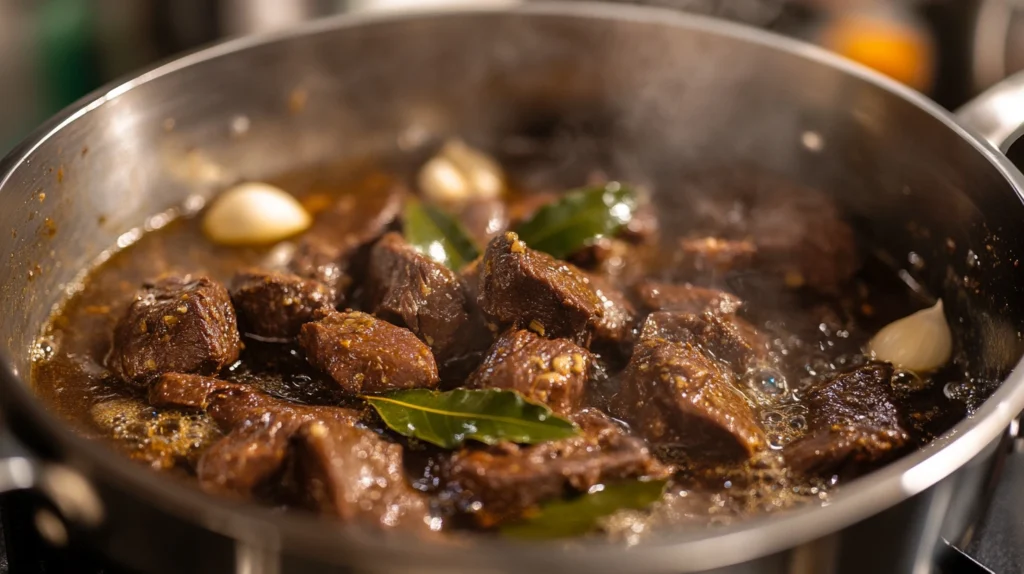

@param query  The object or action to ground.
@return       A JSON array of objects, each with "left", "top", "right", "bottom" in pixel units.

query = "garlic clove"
[
  {"left": 418, "top": 155, "right": 472, "bottom": 204},
  {"left": 867, "top": 300, "right": 952, "bottom": 373},
  {"left": 202, "top": 182, "right": 312, "bottom": 246},
  {"left": 418, "top": 138, "right": 505, "bottom": 205},
  {"left": 442, "top": 139, "right": 505, "bottom": 201}
]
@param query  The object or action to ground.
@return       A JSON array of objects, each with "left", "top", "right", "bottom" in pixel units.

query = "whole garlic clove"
[
  {"left": 418, "top": 139, "right": 505, "bottom": 205},
  {"left": 202, "top": 182, "right": 312, "bottom": 246},
  {"left": 867, "top": 300, "right": 952, "bottom": 373}
]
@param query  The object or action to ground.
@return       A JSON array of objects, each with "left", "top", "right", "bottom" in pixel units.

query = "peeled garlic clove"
[
  {"left": 202, "top": 182, "right": 311, "bottom": 246},
  {"left": 418, "top": 139, "right": 505, "bottom": 204},
  {"left": 418, "top": 155, "right": 472, "bottom": 204},
  {"left": 867, "top": 300, "right": 952, "bottom": 373}
]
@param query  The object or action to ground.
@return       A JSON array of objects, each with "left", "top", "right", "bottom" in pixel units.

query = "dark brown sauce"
[{"left": 30, "top": 159, "right": 982, "bottom": 534}]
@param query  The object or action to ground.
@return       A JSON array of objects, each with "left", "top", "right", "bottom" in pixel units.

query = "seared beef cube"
[
  {"left": 676, "top": 237, "right": 757, "bottom": 278},
  {"left": 287, "top": 238, "right": 350, "bottom": 304},
  {"left": 294, "top": 176, "right": 405, "bottom": 297},
  {"left": 785, "top": 363, "right": 909, "bottom": 478},
  {"left": 444, "top": 409, "right": 666, "bottom": 526},
  {"left": 683, "top": 171, "right": 857, "bottom": 293},
  {"left": 149, "top": 373, "right": 362, "bottom": 499},
  {"left": 367, "top": 233, "right": 472, "bottom": 363},
  {"left": 634, "top": 279, "right": 743, "bottom": 315},
  {"left": 466, "top": 329, "right": 591, "bottom": 415},
  {"left": 230, "top": 269, "right": 334, "bottom": 339},
  {"left": 298, "top": 310, "right": 439, "bottom": 395},
  {"left": 586, "top": 274, "right": 637, "bottom": 355},
  {"left": 112, "top": 276, "right": 241, "bottom": 384},
  {"left": 639, "top": 311, "right": 769, "bottom": 373},
  {"left": 149, "top": 373, "right": 235, "bottom": 410},
  {"left": 198, "top": 419, "right": 296, "bottom": 497},
  {"left": 479, "top": 232, "right": 603, "bottom": 344},
  {"left": 308, "top": 175, "right": 405, "bottom": 253},
  {"left": 458, "top": 199, "right": 508, "bottom": 247},
  {"left": 149, "top": 373, "right": 359, "bottom": 429},
  {"left": 290, "top": 418, "right": 429, "bottom": 529},
  {"left": 613, "top": 339, "right": 765, "bottom": 463}
]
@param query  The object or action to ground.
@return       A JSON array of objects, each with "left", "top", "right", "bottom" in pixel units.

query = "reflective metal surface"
[{"left": 2, "top": 3, "right": 1024, "bottom": 573}]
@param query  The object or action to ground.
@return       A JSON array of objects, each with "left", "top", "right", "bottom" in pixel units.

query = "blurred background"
[{"left": 0, "top": 0, "right": 1019, "bottom": 155}]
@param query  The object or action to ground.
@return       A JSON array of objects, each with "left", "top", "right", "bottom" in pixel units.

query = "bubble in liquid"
[
  {"left": 891, "top": 369, "right": 928, "bottom": 392},
  {"left": 788, "top": 415, "right": 806, "bottom": 430},
  {"left": 748, "top": 368, "right": 788, "bottom": 397},
  {"left": 762, "top": 411, "right": 783, "bottom": 424}
]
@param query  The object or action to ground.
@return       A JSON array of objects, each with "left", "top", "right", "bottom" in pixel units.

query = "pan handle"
[
  {"left": 957, "top": 71, "right": 1024, "bottom": 153},
  {"left": 0, "top": 420, "right": 104, "bottom": 530}
]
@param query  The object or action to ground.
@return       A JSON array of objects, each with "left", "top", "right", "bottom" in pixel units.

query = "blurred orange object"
[{"left": 820, "top": 10, "right": 935, "bottom": 92}]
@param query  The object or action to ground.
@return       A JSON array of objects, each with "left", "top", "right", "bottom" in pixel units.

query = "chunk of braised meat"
[
  {"left": 290, "top": 418, "right": 429, "bottom": 529},
  {"left": 443, "top": 409, "right": 667, "bottom": 526},
  {"left": 151, "top": 374, "right": 429, "bottom": 529},
  {"left": 298, "top": 310, "right": 439, "bottom": 395},
  {"left": 287, "top": 238, "right": 350, "bottom": 304},
  {"left": 230, "top": 269, "right": 334, "bottom": 339},
  {"left": 458, "top": 199, "right": 508, "bottom": 247},
  {"left": 639, "top": 311, "right": 769, "bottom": 373},
  {"left": 466, "top": 329, "right": 591, "bottom": 415},
  {"left": 290, "top": 176, "right": 405, "bottom": 300},
  {"left": 785, "top": 363, "right": 909, "bottom": 478},
  {"left": 682, "top": 171, "right": 857, "bottom": 292},
  {"left": 613, "top": 322, "right": 766, "bottom": 463},
  {"left": 675, "top": 237, "right": 757, "bottom": 279},
  {"left": 479, "top": 231, "right": 603, "bottom": 345},
  {"left": 306, "top": 174, "right": 405, "bottom": 253},
  {"left": 367, "top": 233, "right": 473, "bottom": 363},
  {"left": 634, "top": 279, "right": 743, "bottom": 315},
  {"left": 149, "top": 373, "right": 358, "bottom": 497},
  {"left": 111, "top": 276, "right": 241, "bottom": 385},
  {"left": 586, "top": 274, "right": 637, "bottom": 357}
]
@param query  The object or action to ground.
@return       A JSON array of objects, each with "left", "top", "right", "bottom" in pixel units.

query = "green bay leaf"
[
  {"left": 362, "top": 388, "right": 579, "bottom": 449},
  {"left": 501, "top": 479, "right": 668, "bottom": 540},
  {"left": 513, "top": 182, "right": 638, "bottom": 259},
  {"left": 403, "top": 199, "right": 479, "bottom": 271}
]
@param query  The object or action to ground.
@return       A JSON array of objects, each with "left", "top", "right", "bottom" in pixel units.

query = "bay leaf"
[
  {"left": 513, "top": 182, "right": 637, "bottom": 259},
  {"left": 363, "top": 388, "right": 579, "bottom": 449},
  {"left": 403, "top": 198, "right": 479, "bottom": 271},
  {"left": 502, "top": 479, "right": 668, "bottom": 540}
]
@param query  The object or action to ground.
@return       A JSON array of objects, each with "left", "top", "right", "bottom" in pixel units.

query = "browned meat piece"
[
  {"left": 683, "top": 171, "right": 858, "bottom": 292},
  {"left": 785, "top": 363, "right": 909, "bottom": 478},
  {"left": 443, "top": 409, "right": 667, "bottom": 526},
  {"left": 676, "top": 237, "right": 757, "bottom": 278},
  {"left": 613, "top": 336, "right": 766, "bottom": 463},
  {"left": 289, "top": 176, "right": 406, "bottom": 301},
  {"left": 230, "top": 269, "right": 334, "bottom": 339},
  {"left": 149, "top": 373, "right": 359, "bottom": 429},
  {"left": 458, "top": 199, "right": 508, "bottom": 247},
  {"left": 150, "top": 373, "right": 357, "bottom": 499},
  {"left": 287, "top": 238, "right": 350, "bottom": 304},
  {"left": 306, "top": 175, "right": 405, "bottom": 254},
  {"left": 149, "top": 372, "right": 235, "bottom": 410},
  {"left": 634, "top": 279, "right": 743, "bottom": 315},
  {"left": 479, "top": 232, "right": 603, "bottom": 344},
  {"left": 111, "top": 276, "right": 241, "bottom": 385},
  {"left": 586, "top": 274, "right": 637, "bottom": 356},
  {"left": 290, "top": 418, "right": 429, "bottom": 529},
  {"left": 367, "top": 233, "right": 472, "bottom": 363},
  {"left": 298, "top": 310, "right": 439, "bottom": 395},
  {"left": 639, "top": 311, "right": 769, "bottom": 373},
  {"left": 466, "top": 329, "right": 591, "bottom": 415}
]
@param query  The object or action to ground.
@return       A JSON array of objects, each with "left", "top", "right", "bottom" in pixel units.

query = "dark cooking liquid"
[{"left": 29, "top": 160, "right": 980, "bottom": 534}]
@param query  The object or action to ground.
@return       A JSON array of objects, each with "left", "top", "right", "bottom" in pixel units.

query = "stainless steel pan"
[{"left": 3, "top": 3, "right": 1024, "bottom": 573}]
